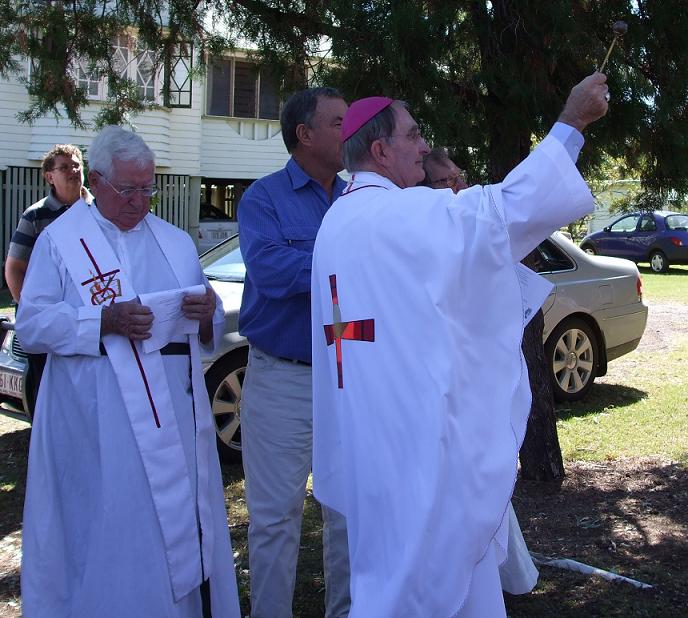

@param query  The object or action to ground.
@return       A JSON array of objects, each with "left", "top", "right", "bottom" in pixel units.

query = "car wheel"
[
  {"left": 649, "top": 250, "right": 669, "bottom": 273},
  {"left": 545, "top": 317, "right": 599, "bottom": 402},
  {"left": 204, "top": 347, "right": 248, "bottom": 463},
  {"left": 581, "top": 244, "right": 596, "bottom": 256}
]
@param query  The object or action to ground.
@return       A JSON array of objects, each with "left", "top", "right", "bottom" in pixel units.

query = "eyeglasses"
[
  {"left": 96, "top": 171, "right": 158, "bottom": 199},
  {"left": 52, "top": 163, "right": 82, "bottom": 173},
  {"left": 429, "top": 172, "right": 467, "bottom": 190},
  {"left": 388, "top": 126, "right": 424, "bottom": 143}
]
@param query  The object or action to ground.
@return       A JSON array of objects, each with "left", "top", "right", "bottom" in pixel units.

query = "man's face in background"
[
  {"left": 45, "top": 153, "right": 84, "bottom": 203},
  {"left": 424, "top": 157, "right": 468, "bottom": 194}
]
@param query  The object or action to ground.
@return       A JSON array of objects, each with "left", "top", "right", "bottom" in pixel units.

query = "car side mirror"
[{"left": 603, "top": 226, "right": 611, "bottom": 233}]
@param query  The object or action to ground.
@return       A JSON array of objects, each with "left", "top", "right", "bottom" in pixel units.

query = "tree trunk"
[{"left": 519, "top": 252, "right": 565, "bottom": 482}]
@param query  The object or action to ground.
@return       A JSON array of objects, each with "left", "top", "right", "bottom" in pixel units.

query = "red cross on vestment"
[{"left": 323, "top": 274, "right": 375, "bottom": 388}]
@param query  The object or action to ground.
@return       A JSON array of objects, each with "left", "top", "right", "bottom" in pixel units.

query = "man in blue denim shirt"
[{"left": 238, "top": 87, "right": 350, "bottom": 618}]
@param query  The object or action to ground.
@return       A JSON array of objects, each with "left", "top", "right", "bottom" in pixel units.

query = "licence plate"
[
  {"left": 0, "top": 370, "right": 23, "bottom": 399},
  {"left": 211, "top": 231, "right": 229, "bottom": 240}
]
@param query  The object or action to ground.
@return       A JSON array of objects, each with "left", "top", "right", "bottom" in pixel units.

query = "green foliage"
[
  {"left": 223, "top": 1, "right": 688, "bottom": 193},
  {"left": 4, "top": 1, "right": 688, "bottom": 198},
  {"left": 0, "top": 0, "right": 232, "bottom": 127}
]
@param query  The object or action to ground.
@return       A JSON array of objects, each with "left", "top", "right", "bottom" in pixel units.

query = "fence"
[
  {"left": 1, "top": 167, "right": 193, "bottom": 288},
  {"left": 1, "top": 167, "right": 50, "bottom": 289},
  {"left": 154, "top": 173, "right": 191, "bottom": 231}
]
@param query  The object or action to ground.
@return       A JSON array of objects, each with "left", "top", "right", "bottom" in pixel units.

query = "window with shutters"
[{"left": 206, "top": 57, "right": 281, "bottom": 120}]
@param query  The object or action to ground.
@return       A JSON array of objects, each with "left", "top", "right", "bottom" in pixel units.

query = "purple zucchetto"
[{"left": 341, "top": 96, "right": 394, "bottom": 142}]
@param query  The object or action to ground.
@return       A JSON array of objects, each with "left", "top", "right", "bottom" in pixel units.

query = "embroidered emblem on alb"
[{"left": 78, "top": 238, "right": 122, "bottom": 305}]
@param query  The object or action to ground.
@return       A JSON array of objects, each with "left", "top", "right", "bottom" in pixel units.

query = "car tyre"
[
  {"left": 204, "top": 347, "right": 248, "bottom": 463},
  {"left": 649, "top": 250, "right": 669, "bottom": 273},
  {"left": 545, "top": 317, "right": 599, "bottom": 402},
  {"left": 581, "top": 244, "right": 596, "bottom": 256}
]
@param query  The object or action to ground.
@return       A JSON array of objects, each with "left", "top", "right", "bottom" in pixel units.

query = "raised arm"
[
  {"left": 557, "top": 72, "right": 609, "bottom": 133},
  {"left": 498, "top": 73, "right": 610, "bottom": 261}
]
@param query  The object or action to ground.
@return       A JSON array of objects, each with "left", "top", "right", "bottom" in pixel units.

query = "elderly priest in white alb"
[
  {"left": 311, "top": 73, "right": 609, "bottom": 617},
  {"left": 16, "top": 126, "right": 241, "bottom": 618}
]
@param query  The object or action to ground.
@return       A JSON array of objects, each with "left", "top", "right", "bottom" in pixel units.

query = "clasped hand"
[
  {"left": 181, "top": 286, "right": 216, "bottom": 323},
  {"left": 101, "top": 299, "right": 154, "bottom": 340},
  {"left": 101, "top": 287, "right": 215, "bottom": 341}
]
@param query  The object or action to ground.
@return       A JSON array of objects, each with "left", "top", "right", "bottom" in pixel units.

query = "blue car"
[{"left": 580, "top": 210, "right": 688, "bottom": 273}]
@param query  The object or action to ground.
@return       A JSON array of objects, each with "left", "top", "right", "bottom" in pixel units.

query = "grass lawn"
[
  {"left": 639, "top": 263, "right": 688, "bottom": 302},
  {"left": 557, "top": 341, "right": 688, "bottom": 464},
  {"left": 555, "top": 264, "right": 688, "bottom": 464}
]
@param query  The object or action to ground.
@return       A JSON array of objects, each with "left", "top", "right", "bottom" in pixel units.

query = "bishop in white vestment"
[
  {"left": 16, "top": 127, "right": 241, "bottom": 618},
  {"left": 311, "top": 75, "right": 610, "bottom": 617}
]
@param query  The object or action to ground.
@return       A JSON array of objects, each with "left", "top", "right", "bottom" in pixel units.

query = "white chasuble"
[
  {"left": 17, "top": 200, "right": 240, "bottom": 617},
  {"left": 311, "top": 135, "right": 593, "bottom": 618}
]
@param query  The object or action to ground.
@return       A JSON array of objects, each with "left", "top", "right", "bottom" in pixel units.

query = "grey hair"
[
  {"left": 343, "top": 101, "right": 407, "bottom": 172},
  {"left": 424, "top": 147, "right": 451, "bottom": 167},
  {"left": 281, "top": 86, "right": 344, "bottom": 153},
  {"left": 88, "top": 126, "right": 155, "bottom": 177},
  {"left": 419, "top": 147, "right": 451, "bottom": 186}
]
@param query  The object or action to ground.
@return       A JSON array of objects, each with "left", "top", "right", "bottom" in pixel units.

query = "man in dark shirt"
[
  {"left": 238, "top": 87, "right": 350, "bottom": 618},
  {"left": 5, "top": 144, "right": 88, "bottom": 301},
  {"left": 4, "top": 144, "right": 89, "bottom": 415}
]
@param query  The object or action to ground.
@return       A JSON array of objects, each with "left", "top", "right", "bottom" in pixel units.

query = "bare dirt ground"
[
  {"left": 1, "top": 302, "right": 686, "bottom": 616},
  {"left": 627, "top": 301, "right": 688, "bottom": 354},
  {"left": 0, "top": 414, "right": 27, "bottom": 617},
  {"left": 506, "top": 300, "right": 688, "bottom": 617},
  {"left": 507, "top": 456, "right": 687, "bottom": 617}
]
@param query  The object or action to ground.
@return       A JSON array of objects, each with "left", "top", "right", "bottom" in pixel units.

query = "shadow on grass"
[
  {"left": 508, "top": 458, "right": 688, "bottom": 617},
  {"left": 639, "top": 265, "right": 688, "bottom": 276},
  {"left": 220, "top": 460, "right": 244, "bottom": 483},
  {"left": 555, "top": 382, "right": 648, "bottom": 421},
  {"left": 223, "top": 456, "right": 688, "bottom": 618}
]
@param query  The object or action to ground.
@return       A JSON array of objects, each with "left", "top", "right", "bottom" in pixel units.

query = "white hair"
[{"left": 88, "top": 126, "right": 155, "bottom": 177}]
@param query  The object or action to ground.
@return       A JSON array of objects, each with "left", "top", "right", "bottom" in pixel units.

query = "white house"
[{"left": 0, "top": 38, "right": 291, "bottom": 285}]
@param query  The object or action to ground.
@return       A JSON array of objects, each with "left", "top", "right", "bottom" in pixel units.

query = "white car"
[
  {"left": 197, "top": 203, "right": 238, "bottom": 254},
  {"left": 0, "top": 232, "right": 648, "bottom": 461}
]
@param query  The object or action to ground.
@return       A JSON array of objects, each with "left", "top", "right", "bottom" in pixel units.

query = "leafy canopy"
[{"left": 2, "top": 0, "right": 687, "bottom": 206}]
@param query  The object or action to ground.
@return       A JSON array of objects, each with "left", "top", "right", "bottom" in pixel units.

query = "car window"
[
  {"left": 609, "top": 214, "right": 640, "bottom": 233},
  {"left": 534, "top": 239, "right": 575, "bottom": 273},
  {"left": 638, "top": 215, "right": 657, "bottom": 232},
  {"left": 201, "top": 235, "right": 245, "bottom": 281},
  {"left": 665, "top": 214, "right": 688, "bottom": 231}
]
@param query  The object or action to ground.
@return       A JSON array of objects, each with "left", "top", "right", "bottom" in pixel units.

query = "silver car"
[
  {"left": 535, "top": 232, "right": 647, "bottom": 401},
  {"left": 0, "top": 232, "right": 648, "bottom": 461}
]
